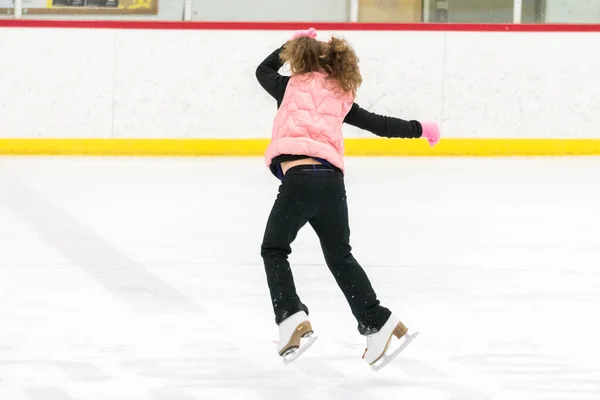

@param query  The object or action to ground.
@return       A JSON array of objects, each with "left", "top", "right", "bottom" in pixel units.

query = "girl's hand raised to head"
[{"left": 291, "top": 28, "right": 318, "bottom": 40}]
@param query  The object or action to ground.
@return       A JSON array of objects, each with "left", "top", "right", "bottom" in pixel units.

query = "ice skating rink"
[{"left": 1, "top": 156, "right": 599, "bottom": 400}]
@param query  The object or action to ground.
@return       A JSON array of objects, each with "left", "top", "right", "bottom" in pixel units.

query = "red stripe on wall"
[{"left": 0, "top": 20, "right": 600, "bottom": 32}]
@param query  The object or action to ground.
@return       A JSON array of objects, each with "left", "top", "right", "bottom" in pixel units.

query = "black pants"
[{"left": 261, "top": 165, "right": 391, "bottom": 335}]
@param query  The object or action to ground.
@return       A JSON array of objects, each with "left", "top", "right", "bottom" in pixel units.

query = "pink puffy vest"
[{"left": 264, "top": 72, "right": 354, "bottom": 173}]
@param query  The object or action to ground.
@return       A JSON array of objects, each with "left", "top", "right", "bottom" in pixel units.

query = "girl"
[{"left": 256, "top": 28, "right": 440, "bottom": 369}]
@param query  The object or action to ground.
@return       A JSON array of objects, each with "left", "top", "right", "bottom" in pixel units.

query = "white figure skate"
[
  {"left": 275, "top": 311, "right": 317, "bottom": 365},
  {"left": 362, "top": 315, "right": 419, "bottom": 371}
]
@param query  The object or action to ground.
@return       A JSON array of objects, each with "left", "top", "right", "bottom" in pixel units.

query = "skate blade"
[
  {"left": 371, "top": 331, "right": 419, "bottom": 372},
  {"left": 282, "top": 334, "right": 318, "bottom": 365}
]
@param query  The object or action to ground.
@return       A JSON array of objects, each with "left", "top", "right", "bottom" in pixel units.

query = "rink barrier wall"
[
  {"left": 2, "top": 138, "right": 600, "bottom": 156},
  {"left": 1, "top": 21, "right": 600, "bottom": 156}
]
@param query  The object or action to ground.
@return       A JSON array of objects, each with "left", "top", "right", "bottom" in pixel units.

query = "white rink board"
[{"left": 0, "top": 28, "right": 599, "bottom": 139}]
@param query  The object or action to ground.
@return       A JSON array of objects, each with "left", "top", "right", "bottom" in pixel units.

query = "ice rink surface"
[{"left": 1, "top": 156, "right": 599, "bottom": 400}]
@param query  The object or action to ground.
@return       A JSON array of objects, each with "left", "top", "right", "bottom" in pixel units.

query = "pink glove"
[
  {"left": 291, "top": 27, "right": 317, "bottom": 40},
  {"left": 421, "top": 122, "right": 440, "bottom": 147}
]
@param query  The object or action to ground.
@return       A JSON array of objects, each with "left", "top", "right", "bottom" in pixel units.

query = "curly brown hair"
[{"left": 280, "top": 36, "right": 362, "bottom": 97}]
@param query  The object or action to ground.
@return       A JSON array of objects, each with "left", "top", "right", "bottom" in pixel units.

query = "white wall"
[
  {"left": 191, "top": 0, "right": 349, "bottom": 22},
  {"left": 0, "top": 28, "right": 599, "bottom": 139},
  {"left": 545, "top": 0, "right": 600, "bottom": 23}
]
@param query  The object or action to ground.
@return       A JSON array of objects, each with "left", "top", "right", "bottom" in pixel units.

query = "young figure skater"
[{"left": 256, "top": 28, "right": 440, "bottom": 369}]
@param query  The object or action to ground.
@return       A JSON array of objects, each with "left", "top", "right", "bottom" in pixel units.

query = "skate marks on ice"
[
  {"left": 289, "top": 338, "right": 600, "bottom": 400},
  {"left": 0, "top": 360, "right": 110, "bottom": 382},
  {"left": 122, "top": 355, "right": 467, "bottom": 400},
  {"left": 296, "top": 352, "right": 495, "bottom": 400},
  {"left": 0, "top": 176, "right": 201, "bottom": 313},
  {"left": 0, "top": 341, "right": 599, "bottom": 399},
  {"left": 23, "top": 349, "right": 489, "bottom": 400},
  {"left": 451, "top": 350, "right": 600, "bottom": 399},
  {"left": 285, "top": 353, "right": 487, "bottom": 400},
  {"left": 122, "top": 355, "right": 303, "bottom": 400},
  {"left": 26, "top": 388, "right": 76, "bottom": 400},
  {"left": 0, "top": 359, "right": 110, "bottom": 400}
]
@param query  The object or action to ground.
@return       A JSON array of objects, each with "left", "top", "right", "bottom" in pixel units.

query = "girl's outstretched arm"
[
  {"left": 344, "top": 103, "right": 440, "bottom": 146},
  {"left": 344, "top": 103, "right": 422, "bottom": 138}
]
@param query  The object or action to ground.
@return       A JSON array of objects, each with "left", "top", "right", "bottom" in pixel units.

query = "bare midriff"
[{"left": 280, "top": 158, "right": 322, "bottom": 175}]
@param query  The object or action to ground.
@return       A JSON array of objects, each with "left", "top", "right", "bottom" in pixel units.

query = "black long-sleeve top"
[{"left": 256, "top": 46, "right": 423, "bottom": 178}]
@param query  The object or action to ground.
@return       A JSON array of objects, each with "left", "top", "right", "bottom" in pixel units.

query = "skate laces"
[{"left": 362, "top": 335, "right": 373, "bottom": 359}]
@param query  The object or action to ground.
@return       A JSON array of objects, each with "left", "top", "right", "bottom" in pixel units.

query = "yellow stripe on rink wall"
[{"left": 1, "top": 138, "right": 600, "bottom": 156}]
